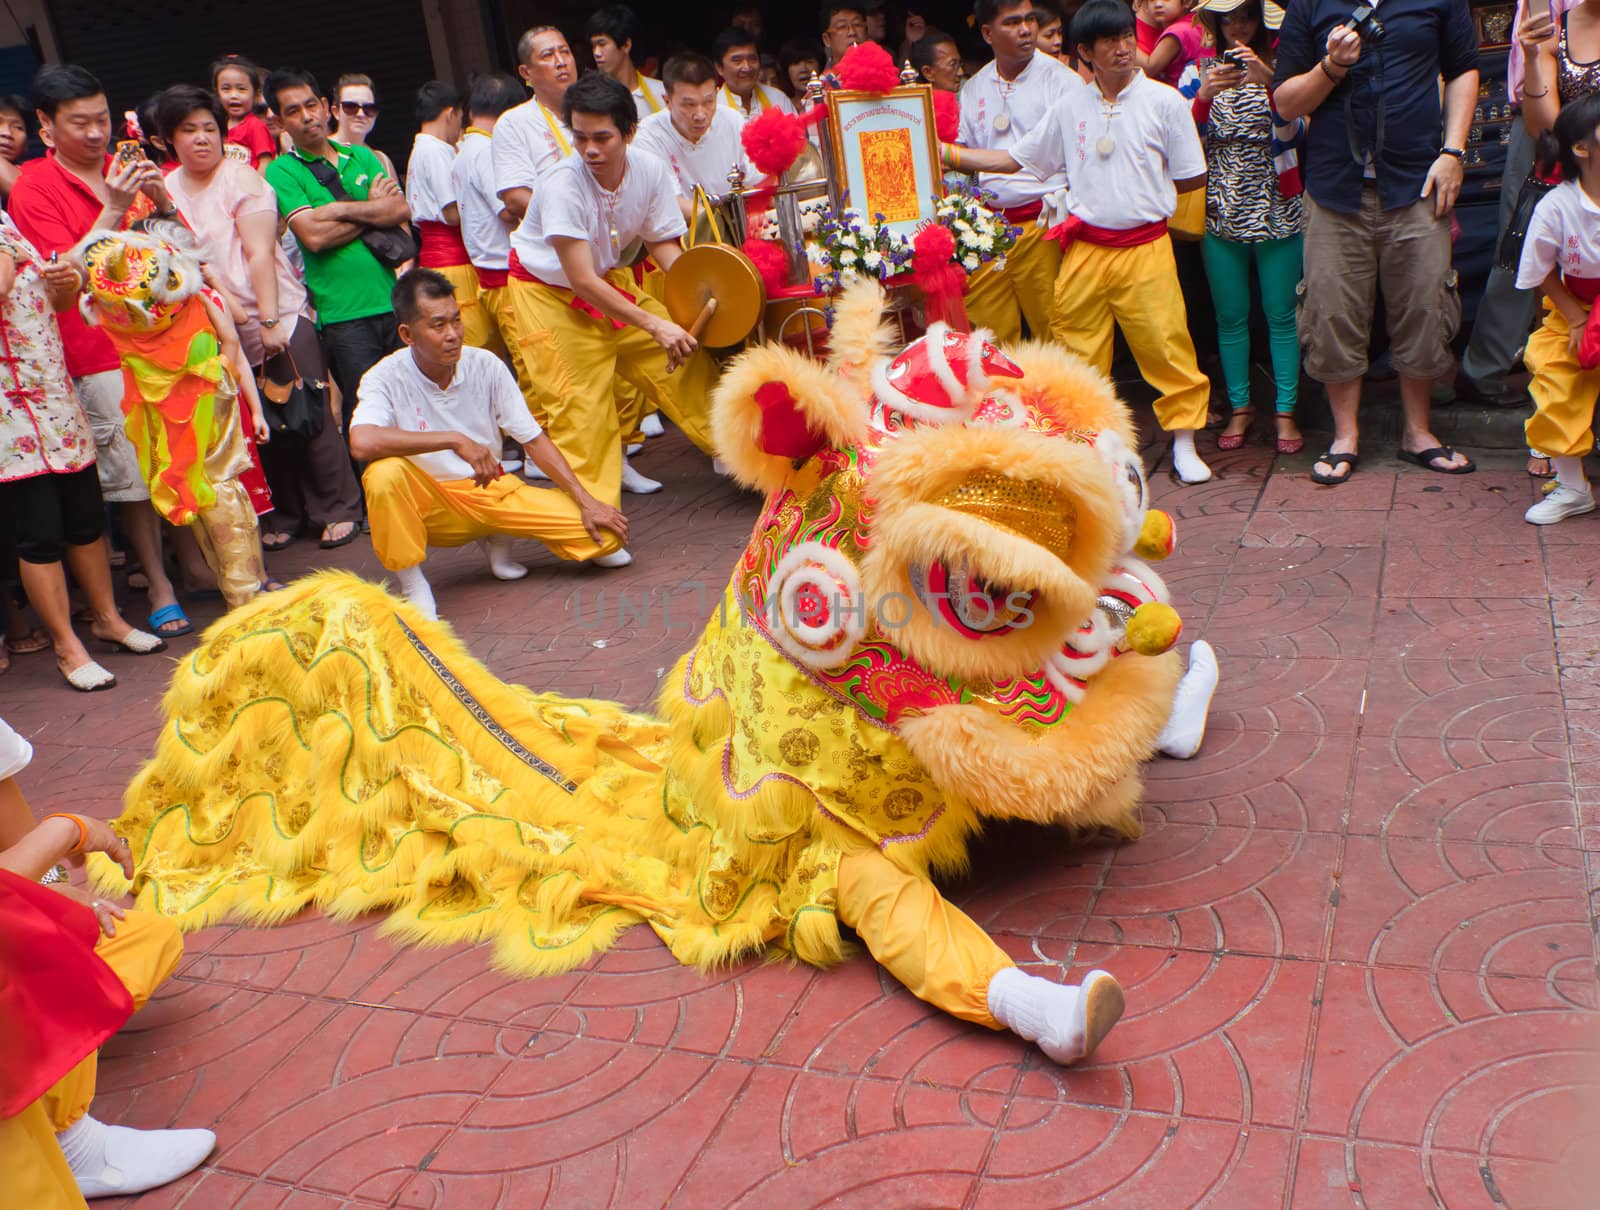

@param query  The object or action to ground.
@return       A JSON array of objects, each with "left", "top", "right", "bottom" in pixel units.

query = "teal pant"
[{"left": 1200, "top": 233, "right": 1303, "bottom": 415}]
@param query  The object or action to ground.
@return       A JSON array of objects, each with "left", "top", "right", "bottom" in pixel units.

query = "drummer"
[
  {"left": 634, "top": 53, "right": 762, "bottom": 222},
  {"left": 503, "top": 73, "right": 717, "bottom": 509}
]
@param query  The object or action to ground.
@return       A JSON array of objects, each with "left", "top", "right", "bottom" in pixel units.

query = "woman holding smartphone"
[{"left": 1191, "top": 0, "right": 1307, "bottom": 456}]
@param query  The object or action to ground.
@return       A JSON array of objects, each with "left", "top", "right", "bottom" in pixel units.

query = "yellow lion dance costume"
[{"left": 98, "top": 284, "right": 1187, "bottom": 1064}]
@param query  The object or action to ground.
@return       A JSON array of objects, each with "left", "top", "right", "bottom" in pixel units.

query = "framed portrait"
[{"left": 825, "top": 86, "right": 944, "bottom": 244}]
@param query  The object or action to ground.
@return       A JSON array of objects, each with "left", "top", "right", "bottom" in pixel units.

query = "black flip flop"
[
  {"left": 1310, "top": 451, "right": 1359, "bottom": 486},
  {"left": 1398, "top": 445, "right": 1475, "bottom": 475},
  {"left": 320, "top": 523, "right": 360, "bottom": 550}
]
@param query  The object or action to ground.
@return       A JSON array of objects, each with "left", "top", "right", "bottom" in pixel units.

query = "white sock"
[
  {"left": 1171, "top": 429, "right": 1212, "bottom": 484},
  {"left": 1552, "top": 456, "right": 1591, "bottom": 493},
  {"left": 986, "top": 967, "right": 1123, "bottom": 1065},
  {"left": 478, "top": 536, "right": 528, "bottom": 581},
  {"left": 523, "top": 461, "right": 549, "bottom": 481},
  {"left": 1157, "top": 639, "right": 1220, "bottom": 759},
  {"left": 625, "top": 442, "right": 644, "bottom": 456},
  {"left": 620, "top": 461, "right": 662, "bottom": 494},
  {"left": 394, "top": 563, "right": 438, "bottom": 621},
  {"left": 590, "top": 547, "right": 633, "bottom": 568},
  {"left": 58, "top": 1114, "right": 216, "bottom": 1198},
  {"left": 641, "top": 412, "right": 664, "bottom": 437}
]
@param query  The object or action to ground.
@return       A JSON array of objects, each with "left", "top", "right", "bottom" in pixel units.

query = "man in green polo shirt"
[{"left": 263, "top": 67, "right": 411, "bottom": 441}]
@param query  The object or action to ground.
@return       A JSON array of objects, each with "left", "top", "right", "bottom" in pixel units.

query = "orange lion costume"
[{"left": 95, "top": 283, "right": 1191, "bottom": 1064}]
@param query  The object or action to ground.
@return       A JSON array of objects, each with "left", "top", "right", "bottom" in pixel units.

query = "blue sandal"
[{"left": 147, "top": 602, "right": 194, "bottom": 638}]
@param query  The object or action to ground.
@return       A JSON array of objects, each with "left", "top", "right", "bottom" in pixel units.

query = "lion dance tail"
[{"left": 91, "top": 572, "right": 751, "bottom": 977}]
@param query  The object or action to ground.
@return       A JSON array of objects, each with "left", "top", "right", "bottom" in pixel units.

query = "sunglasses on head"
[{"left": 338, "top": 100, "right": 379, "bottom": 117}]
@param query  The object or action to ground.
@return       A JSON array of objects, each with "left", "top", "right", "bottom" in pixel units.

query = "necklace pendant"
[
  {"left": 1096, "top": 135, "right": 1116, "bottom": 158},
  {"left": 993, "top": 111, "right": 1011, "bottom": 133},
  {"left": 609, "top": 227, "right": 621, "bottom": 256}
]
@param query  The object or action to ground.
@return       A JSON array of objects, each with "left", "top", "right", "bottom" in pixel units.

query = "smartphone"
[
  {"left": 113, "top": 139, "right": 143, "bottom": 170},
  {"left": 1220, "top": 48, "right": 1247, "bottom": 68}
]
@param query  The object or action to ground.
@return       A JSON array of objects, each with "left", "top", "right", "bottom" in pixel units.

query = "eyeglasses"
[{"left": 338, "top": 100, "right": 379, "bottom": 118}]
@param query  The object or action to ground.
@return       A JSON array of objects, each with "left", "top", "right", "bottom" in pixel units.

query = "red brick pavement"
[{"left": 4, "top": 432, "right": 1598, "bottom": 1208}]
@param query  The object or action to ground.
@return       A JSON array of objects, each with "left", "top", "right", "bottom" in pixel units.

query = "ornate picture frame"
[{"left": 824, "top": 85, "right": 945, "bottom": 245}]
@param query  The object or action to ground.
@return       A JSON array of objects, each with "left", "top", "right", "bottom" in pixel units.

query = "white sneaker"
[
  {"left": 58, "top": 1115, "right": 216, "bottom": 1198},
  {"left": 625, "top": 442, "right": 644, "bottom": 456},
  {"left": 591, "top": 548, "right": 633, "bottom": 568},
  {"left": 1525, "top": 482, "right": 1596, "bottom": 525},
  {"left": 1157, "top": 639, "right": 1220, "bottom": 760},
  {"left": 712, "top": 457, "right": 732, "bottom": 476},
  {"left": 478, "top": 536, "right": 528, "bottom": 581},
  {"left": 641, "top": 413, "right": 665, "bottom": 437},
  {"left": 986, "top": 966, "right": 1125, "bottom": 1065},
  {"left": 621, "top": 462, "right": 662, "bottom": 494}
]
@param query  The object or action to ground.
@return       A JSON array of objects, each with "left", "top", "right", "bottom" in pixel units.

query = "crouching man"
[{"left": 349, "top": 268, "right": 631, "bottom": 621}]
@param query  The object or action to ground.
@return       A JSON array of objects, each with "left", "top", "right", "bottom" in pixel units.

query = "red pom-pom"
[
  {"left": 836, "top": 41, "right": 901, "bottom": 94},
  {"left": 932, "top": 89, "right": 960, "bottom": 145},
  {"left": 742, "top": 108, "right": 807, "bottom": 177},
  {"left": 743, "top": 238, "right": 790, "bottom": 295}
]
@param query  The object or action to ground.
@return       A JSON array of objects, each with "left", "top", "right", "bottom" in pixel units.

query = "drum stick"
[{"left": 689, "top": 296, "right": 718, "bottom": 340}]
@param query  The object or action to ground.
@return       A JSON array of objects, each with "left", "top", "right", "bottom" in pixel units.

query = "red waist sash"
[
  {"left": 511, "top": 253, "right": 635, "bottom": 330},
  {"left": 475, "top": 266, "right": 508, "bottom": 289},
  {"left": 1566, "top": 274, "right": 1600, "bottom": 305},
  {"left": 1046, "top": 217, "right": 1168, "bottom": 252},
  {"left": 1002, "top": 200, "right": 1044, "bottom": 224},
  {"left": 416, "top": 220, "right": 471, "bottom": 269}
]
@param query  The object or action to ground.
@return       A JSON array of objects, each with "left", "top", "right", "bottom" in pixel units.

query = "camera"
[{"left": 1342, "top": 4, "right": 1385, "bottom": 43}]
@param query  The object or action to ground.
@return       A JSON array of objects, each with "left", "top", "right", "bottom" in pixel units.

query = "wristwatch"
[
  {"left": 261, "top": 318, "right": 280, "bottom": 329},
  {"left": 1440, "top": 146, "right": 1466, "bottom": 159}
]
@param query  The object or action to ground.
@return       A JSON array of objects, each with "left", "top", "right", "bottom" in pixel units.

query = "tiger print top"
[{"left": 1203, "top": 81, "right": 1304, "bottom": 244}]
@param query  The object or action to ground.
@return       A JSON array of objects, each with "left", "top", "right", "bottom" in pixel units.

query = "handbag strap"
[
  {"left": 301, "top": 153, "right": 351, "bottom": 203},
  {"left": 260, "top": 346, "right": 303, "bottom": 388}
]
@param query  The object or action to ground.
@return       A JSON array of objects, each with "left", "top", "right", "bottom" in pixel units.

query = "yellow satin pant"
[
  {"left": 964, "top": 222, "right": 1063, "bottom": 344},
  {"left": 0, "top": 910, "right": 184, "bottom": 1210},
  {"left": 434, "top": 263, "right": 503, "bottom": 358},
  {"left": 1049, "top": 236, "right": 1212, "bottom": 433},
  {"left": 363, "top": 460, "right": 621, "bottom": 571},
  {"left": 836, "top": 848, "right": 1012, "bottom": 1028},
  {"left": 1525, "top": 300, "right": 1600, "bottom": 460},
  {"left": 500, "top": 278, "right": 716, "bottom": 507}
]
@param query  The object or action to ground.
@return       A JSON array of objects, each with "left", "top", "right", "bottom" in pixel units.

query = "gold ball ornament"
[
  {"left": 1125, "top": 601, "right": 1183, "bottom": 656},
  {"left": 1134, "top": 509, "right": 1176, "bottom": 562}
]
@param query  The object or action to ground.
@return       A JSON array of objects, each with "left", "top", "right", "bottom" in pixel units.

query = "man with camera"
[{"left": 1274, "top": 0, "right": 1480, "bottom": 485}]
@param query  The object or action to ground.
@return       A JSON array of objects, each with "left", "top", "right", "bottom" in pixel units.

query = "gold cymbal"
[{"left": 664, "top": 244, "right": 767, "bottom": 349}]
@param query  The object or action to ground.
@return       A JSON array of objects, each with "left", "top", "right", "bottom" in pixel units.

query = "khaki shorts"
[
  {"left": 1298, "top": 190, "right": 1460, "bottom": 384},
  {"left": 72, "top": 369, "right": 148, "bottom": 503}
]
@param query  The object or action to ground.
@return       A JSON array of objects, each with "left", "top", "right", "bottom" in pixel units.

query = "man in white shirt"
[
  {"left": 952, "top": 0, "right": 1214, "bottom": 485},
  {"left": 587, "top": 5, "right": 667, "bottom": 120},
  {"left": 713, "top": 26, "right": 796, "bottom": 118},
  {"left": 633, "top": 53, "right": 759, "bottom": 221},
  {"left": 349, "top": 269, "right": 631, "bottom": 621},
  {"left": 957, "top": 0, "right": 1081, "bottom": 344},
  {"left": 406, "top": 81, "right": 494, "bottom": 351},
  {"left": 493, "top": 26, "right": 577, "bottom": 222},
  {"left": 452, "top": 73, "right": 524, "bottom": 361},
  {"left": 500, "top": 74, "right": 718, "bottom": 511}
]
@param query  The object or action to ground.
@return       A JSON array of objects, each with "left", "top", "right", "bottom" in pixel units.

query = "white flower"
[
  {"left": 962, "top": 253, "right": 980, "bottom": 271},
  {"left": 994, "top": 256, "right": 1007, "bottom": 271},
  {"left": 976, "top": 234, "right": 994, "bottom": 252},
  {"left": 840, "top": 249, "right": 857, "bottom": 265},
  {"left": 863, "top": 250, "right": 883, "bottom": 269}
]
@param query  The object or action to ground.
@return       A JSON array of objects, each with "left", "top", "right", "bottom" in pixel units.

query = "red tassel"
[
  {"left": 932, "top": 89, "right": 960, "bottom": 144},
  {"left": 742, "top": 238, "right": 790, "bottom": 295},
  {"left": 912, "top": 224, "right": 970, "bottom": 332},
  {"left": 836, "top": 42, "right": 902, "bottom": 94}
]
